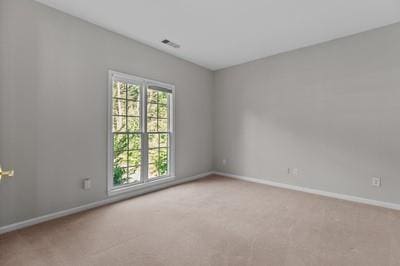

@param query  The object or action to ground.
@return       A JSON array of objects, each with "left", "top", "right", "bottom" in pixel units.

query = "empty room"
[{"left": 1, "top": 0, "right": 400, "bottom": 265}]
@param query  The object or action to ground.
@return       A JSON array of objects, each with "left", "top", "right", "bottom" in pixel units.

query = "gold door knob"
[{"left": 0, "top": 165, "right": 14, "bottom": 180}]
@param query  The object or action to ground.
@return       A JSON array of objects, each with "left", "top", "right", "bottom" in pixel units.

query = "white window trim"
[{"left": 107, "top": 70, "right": 176, "bottom": 196}]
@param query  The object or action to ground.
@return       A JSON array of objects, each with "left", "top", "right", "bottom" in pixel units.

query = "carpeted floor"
[{"left": 1, "top": 175, "right": 400, "bottom": 266}]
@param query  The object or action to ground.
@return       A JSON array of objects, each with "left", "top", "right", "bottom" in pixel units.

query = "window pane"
[
  {"left": 128, "top": 150, "right": 141, "bottom": 167},
  {"left": 128, "top": 166, "right": 140, "bottom": 183},
  {"left": 149, "top": 149, "right": 159, "bottom": 165},
  {"left": 127, "top": 117, "right": 140, "bottom": 132},
  {"left": 113, "top": 167, "right": 128, "bottom": 186},
  {"left": 113, "top": 99, "right": 126, "bottom": 116},
  {"left": 158, "top": 91, "right": 168, "bottom": 105},
  {"left": 148, "top": 148, "right": 169, "bottom": 178},
  {"left": 159, "top": 133, "right": 169, "bottom": 147},
  {"left": 158, "top": 104, "right": 168, "bottom": 118},
  {"left": 147, "top": 104, "right": 158, "bottom": 118},
  {"left": 127, "top": 84, "right": 140, "bottom": 101},
  {"left": 128, "top": 134, "right": 141, "bottom": 150},
  {"left": 114, "top": 151, "right": 128, "bottom": 168},
  {"left": 158, "top": 148, "right": 169, "bottom": 176},
  {"left": 147, "top": 117, "right": 157, "bottom": 132},
  {"left": 113, "top": 81, "right": 126, "bottom": 98},
  {"left": 148, "top": 133, "right": 159, "bottom": 148},
  {"left": 158, "top": 119, "right": 168, "bottom": 132},
  {"left": 127, "top": 101, "right": 140, "bottom": 116},
  {"left": 113, "top": 133, "right": 128, "bottom": 152},
  {"left": 148, "top": 164, "right": 158, "bottom": 177},
  {"left": 112, "top": 116, "right": 126, "bottom": 132},
  {"left": 147, "top": 89, "right": 158, "bottom": 103}
]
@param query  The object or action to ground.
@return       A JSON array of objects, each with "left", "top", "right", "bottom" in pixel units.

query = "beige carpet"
[{"left": 1, "top": 175, "right": 400, "bottom": 266}]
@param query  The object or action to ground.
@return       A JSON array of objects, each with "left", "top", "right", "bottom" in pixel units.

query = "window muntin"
[
  {"left": 147, "top": 87, "right": 171, "bottom": 178},
  {"left": 109, "top": 72, "right": 174, "bottom": 192},
  {"left": 112, "top": 80, "right": 142, "bottom": 186}
]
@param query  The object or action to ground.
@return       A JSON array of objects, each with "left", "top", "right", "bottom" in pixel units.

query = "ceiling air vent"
[{"left": 161, "top": 39, "right": 180, "bottom": 48}]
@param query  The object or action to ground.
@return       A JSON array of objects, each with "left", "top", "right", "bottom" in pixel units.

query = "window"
[{"left": 108, "top": 71, "right": 175, "bottom": 194}]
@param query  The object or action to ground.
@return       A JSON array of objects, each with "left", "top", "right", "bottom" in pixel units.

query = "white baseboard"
[
  {"left": 0, "top": 172, "right": 212, "bottom": 235},
  {"left": 214, "top": 171, "right": 400, "bottom": 211},
  {"left": 3, "top": 171, "right": 398, "bottom": 235}
]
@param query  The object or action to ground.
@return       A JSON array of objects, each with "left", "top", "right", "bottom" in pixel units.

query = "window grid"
[
  {"left": 148, "top": 134, "right": 170, "bottom": 178},
  {"left": 147, "top": 88, "right": 170, "bottom": 178},
  {"left": 109, "top": 71, "right": 174, "bottom": 193},
  {"left": 112, "top": 82, "right": 142, "bottom": 186}
]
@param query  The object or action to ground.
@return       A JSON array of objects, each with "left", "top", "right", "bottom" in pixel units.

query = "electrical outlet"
[
  {"left": 292, "top": 168, "right": 299, "bottom": 176},
  {"left": 372, "top": 177, "right": 381, "bottom": 187},
  {"left": 287, "top": 168, "right": 299, "bottom": 176},
  {"left": 222, "top": 159, "right": 227, "bottom": 166},
  {"left": 83, "top": 178, "right": 91, "bottom": 190}
]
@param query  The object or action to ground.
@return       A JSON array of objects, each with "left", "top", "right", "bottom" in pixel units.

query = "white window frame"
[{"left": 107, "top": 70, "right": 175, "bottom": 196}]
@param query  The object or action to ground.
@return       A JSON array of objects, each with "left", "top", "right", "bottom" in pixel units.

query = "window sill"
[{"left": 108, "top": 176, "right": 176, "bottom": 196}]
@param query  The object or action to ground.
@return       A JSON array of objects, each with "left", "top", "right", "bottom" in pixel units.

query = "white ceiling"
[{"left": 36, "top": 0, "right": 400, "bottom": 70}]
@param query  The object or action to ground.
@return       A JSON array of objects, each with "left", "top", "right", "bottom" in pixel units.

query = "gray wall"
[
  {"left": 1, "top": 0, "right": 400, "bottom": 229},
  {"left": 0, "top": 0, "right": 213, "bottom": 227},
  {"left": 214, "top": 22, "right": 400, "bottom": 204}
]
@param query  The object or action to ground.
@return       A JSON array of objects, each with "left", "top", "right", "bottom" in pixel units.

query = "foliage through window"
[{"left": 109, "top": 71, "right": 174, "bottom": 191}]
